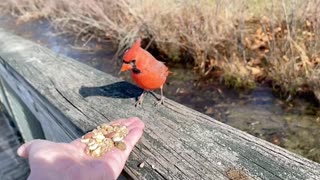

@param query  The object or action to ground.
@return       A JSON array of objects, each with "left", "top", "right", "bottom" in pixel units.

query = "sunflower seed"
[
  {"left": 115, "top": 141, "right": 126, "bottom": 151},
  {"left": 81, "top": 122, "right": 129, "bottom": 157}
]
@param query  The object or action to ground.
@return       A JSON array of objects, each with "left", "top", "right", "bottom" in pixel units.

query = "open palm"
[{"left": 17, "top": 117, "right": 144, "bottom": 180}]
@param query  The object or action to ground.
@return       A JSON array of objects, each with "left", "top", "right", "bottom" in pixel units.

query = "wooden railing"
[{"left": 0, "top": 28, "right": 319, "bottom": 180}]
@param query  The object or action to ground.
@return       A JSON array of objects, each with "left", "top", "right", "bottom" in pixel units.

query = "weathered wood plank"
[
  {"left": 0, "top": 28, "right": 319, "bottom": 180},
  {"left": 0, "top": 103, "right": 30, "bottom": 179},
  {"left": 0, "top": 77, "right": 13, "bottom": 118},
  {"left": 0, "top": 77, "right": 45, "bottom": 141}
]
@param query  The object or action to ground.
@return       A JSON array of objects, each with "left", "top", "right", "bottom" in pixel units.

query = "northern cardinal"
[{"left": 120, "top": 38, "right": 169, "bottom": 106}]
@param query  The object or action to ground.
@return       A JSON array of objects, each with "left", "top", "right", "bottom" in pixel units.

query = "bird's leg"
[
  {"left": 155, "top": 86, "right": 165, "bottom": 106},
  {"left": 135, "top": 90, "right": 146, "bottom": 107}
]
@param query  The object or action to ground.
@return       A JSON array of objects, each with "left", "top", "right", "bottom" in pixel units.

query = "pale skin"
[{"left": 17, "top": 117, "right": 145, "bottom": 180}]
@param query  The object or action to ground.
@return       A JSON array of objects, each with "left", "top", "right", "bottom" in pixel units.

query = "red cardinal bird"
[{"left": 120, "top": 38, "right": 169, "bottom": 106}]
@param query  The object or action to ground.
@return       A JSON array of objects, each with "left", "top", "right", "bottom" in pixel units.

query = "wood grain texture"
[
  {"left": 0, "top": 78, "right": 45, "bottom": 141},
  {"left": 0, "top": 102, "right": 29, "bottom": 179},
  {"left": 0, "top": 28, "right": 319, "bottom": 180}
]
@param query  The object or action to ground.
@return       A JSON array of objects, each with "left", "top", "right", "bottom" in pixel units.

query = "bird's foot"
[
  {"left": 134, "top": 92, "right": 145, "bottom": 107},
  {"left": 155, "top": 96, "right": 165, "bottom": 106},
  {"left": 134, "top": 99, "right": 143, "bottom": 107}
]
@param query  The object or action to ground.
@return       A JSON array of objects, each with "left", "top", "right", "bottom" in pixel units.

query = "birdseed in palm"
[{"left": 81, "top": 123, "right": 129, "bottom": 157}]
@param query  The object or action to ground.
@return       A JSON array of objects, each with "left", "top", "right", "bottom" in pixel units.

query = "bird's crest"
[{"left": 123, "top": 38, "right": 142, "bottom": 63}]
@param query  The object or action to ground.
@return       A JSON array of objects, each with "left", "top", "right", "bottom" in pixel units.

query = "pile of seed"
[{"left": 81, "top": 123, "right": 129, "bottom": 157}]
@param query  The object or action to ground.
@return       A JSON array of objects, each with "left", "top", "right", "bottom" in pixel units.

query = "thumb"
[{"left": 17, "top": 140, "right": 39, "bottom": 158}]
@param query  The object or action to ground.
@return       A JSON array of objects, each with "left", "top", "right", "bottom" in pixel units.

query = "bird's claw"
[
  {"left": 134, "top": 100, "right": 142, "bottom": 107},
  {"left": 155, "top": 97, "right": 165, "bottom": 106},
  {"left": 134, "top": 91, "right": 146, "bottom": 107}
]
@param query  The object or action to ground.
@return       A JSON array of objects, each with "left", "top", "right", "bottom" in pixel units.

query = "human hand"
[{"left": 17, "top": 117, "right": 144, "bottom": 180}]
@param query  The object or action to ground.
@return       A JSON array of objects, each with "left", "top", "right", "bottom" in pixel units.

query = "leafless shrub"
[{"left": 1, "top": 0, "right": 320, "bottom": 97}]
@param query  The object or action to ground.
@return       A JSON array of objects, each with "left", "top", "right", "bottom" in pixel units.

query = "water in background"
[{"left": 0, "top": 16, "right": 319, "bottom": 162}]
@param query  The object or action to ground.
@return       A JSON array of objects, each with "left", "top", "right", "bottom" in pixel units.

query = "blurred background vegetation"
[
  {"left": 0, "top": 0, "right": 319, "bottom": 162},
  {"left": 1, "top": 0, "right": 319, "bottom": 99}
]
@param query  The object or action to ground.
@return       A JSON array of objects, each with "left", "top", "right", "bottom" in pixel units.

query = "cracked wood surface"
[{"left": 0, "top": 28, "right": 319, "bottom": 180}]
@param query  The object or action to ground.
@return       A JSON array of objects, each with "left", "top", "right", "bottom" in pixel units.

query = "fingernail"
[{"left": 17, "top": 146, "right": 24, "bottom": 157}]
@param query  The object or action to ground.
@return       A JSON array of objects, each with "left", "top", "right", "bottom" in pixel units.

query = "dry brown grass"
[{"left": 1, "top": 0, "right": 320, "bottom": 99}]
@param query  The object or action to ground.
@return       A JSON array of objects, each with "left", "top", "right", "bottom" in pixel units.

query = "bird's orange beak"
[{"left": 119, "top": 63, "right": 132, "bottom": 73}]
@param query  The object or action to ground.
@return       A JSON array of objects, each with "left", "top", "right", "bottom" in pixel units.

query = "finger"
[
  {"left": 111, "top": 117, "right": 143, "bottom": 129},
  {"left": 99, "top": 125, "right": 144, "bottom": 177},
  {"left": 102, "top": 124, "right": 144, "bottom": 162},
  {"left": 17, "top": 139, "right": 43, "bottom": 158},
  {"left": 128, "top": 117, "right": 145, "bottom": 129},
  {"left": 70, "top": 138, "right": 87, "bottom": 150},
  {"left": 17, "top": 143, "right": 31, "bottom": 158},
  {"left": 108, "top": 117, "right": 144, "bottom": 157},
  {"left": 123, "top": 126, "right": 144, "bottom": 157}
]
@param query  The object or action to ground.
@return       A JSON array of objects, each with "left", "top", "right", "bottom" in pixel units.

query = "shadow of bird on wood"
[
  {"left": 79, "top": 81, "right": 143, "bottom": 99},
  {"left": 79, "top": 81, "right": 160, "bottom": 103}
]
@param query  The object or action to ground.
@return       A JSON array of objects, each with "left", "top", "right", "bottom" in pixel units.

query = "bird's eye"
[{"left": 130, "top": 59, "right": 136, "bottom": 65}]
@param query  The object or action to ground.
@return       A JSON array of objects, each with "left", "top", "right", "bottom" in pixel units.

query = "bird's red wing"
[{"left": 131, "top": 60, "right": 168, "bottom": 90}]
